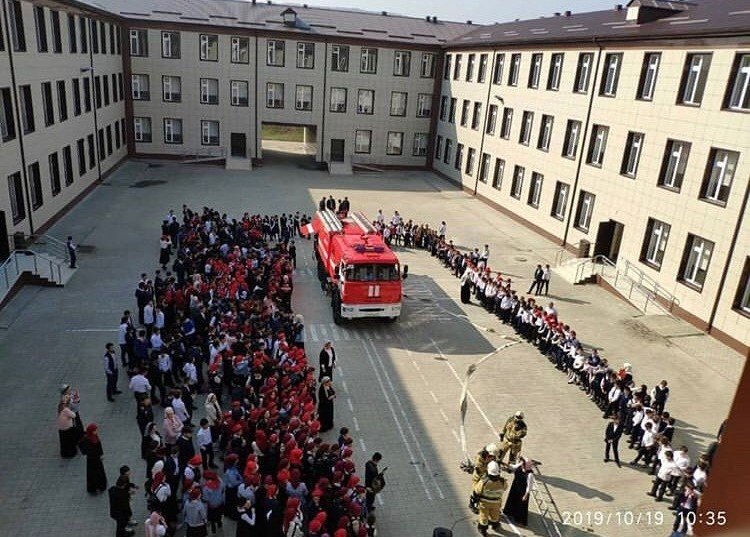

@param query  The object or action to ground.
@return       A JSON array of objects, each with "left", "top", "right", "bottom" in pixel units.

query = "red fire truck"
[{"left": 303, "top": 209, "right": 407, "bottom": 324}]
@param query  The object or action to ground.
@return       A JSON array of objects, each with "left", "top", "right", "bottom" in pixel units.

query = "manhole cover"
[
  {"left": 514, "top": 256, "right": 527, "bottom": 262},
  {"left": 129, "top": 180, "right": 167, "bottom": 188},
  {"left": 77, "top": 245, "right": 96, "bottom": 253}
]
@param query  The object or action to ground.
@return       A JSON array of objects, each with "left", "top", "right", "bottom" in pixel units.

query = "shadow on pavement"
[{"left": 541, "top": 475, "right": 615, "bottom": 502}]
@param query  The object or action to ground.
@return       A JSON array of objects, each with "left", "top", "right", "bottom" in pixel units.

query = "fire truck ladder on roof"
[
  {"left": 349, "top": 211, "right": 377, "bottom": 235},
  {"left": 318, "top": 209, "right": 344, "bottom": 234}
]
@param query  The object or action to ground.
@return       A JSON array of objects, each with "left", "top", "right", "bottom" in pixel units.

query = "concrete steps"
[
  {"left": 328, "top": 161, "right": 353, "bottom": 175},
  {"left": 0, "top": 251, "right": 76, "bottom": 309},
  {"left": 225, "top": 156, "right": 252, "bottom": 170}
]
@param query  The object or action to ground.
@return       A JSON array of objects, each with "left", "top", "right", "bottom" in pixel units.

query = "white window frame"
[
  {"left": 389, "top": 92, "right": 407, "bottom": 117},
  {"left": 162, "top": 76, "right": 181, "bottom": 102},
  {"left": 357, "top": 89, "right": 374, "bottom": 114},
  {"left": 588, "top": 125, "right": 608, "bottom": 166},
  {"left": 548, "top": 53, "right": 563, "bottom": 90},
  {"left": 575, "top": 53, "right": 592, "bottom": 93},
  {"left": 331, "top": 45, "right": 349, "bottom": 72},
  {"left": 702, "top": 149, "right": 738, "bottom": 204},
  {"left": 200, "top": 120, "right": 219, "bottom": 146},
  {"left": 355, "top": 129, "right": 371, "bottom": 154},
  {"left": 643, "top": 218, "right": 670, "bottom": 268},
  {"left": 479, "top": 153, "right": 491, "bottom": 182},
  {"left": 267, "top": 40, "right": 285, "bottom": 66},
  {"left": 538, "top": 115, "right": 553, "bottom": 151},
  {"left": 528, "top": 53, "right": 542, "bottom": 88},
  {"left": 416, "top": 93, "right": 431, "bottom": 118},
  {"left": 297, "top": 42, "right": 314, "bottom": 69},
  {"left": 493, "top": 53, "right": 505, "bottom": 85},
  {"left": 682, "top": 235, "right": 713, "bottom": 289},
  {"left": 266, "top": 82, "right": 284, "bottom": 108},
  {"left": 131, "top": 74, "right": 148, "bottom": 100},
  {"left": 133, "top": 116, "right": 151, "bottom": 142},
  {"left": 330, "top": 87, "right": 347, "bottom": 112},
  {"left": 601, "top": 53, "right": 621, "bottom": 96},
  {"left": 412, "top": 133, "right": 428, "bottom": 156},
  {"left": 622, "top": 132, "right": 644, "bottom": 177},
  {"left": 728, "top": 54, "right": 750, "bottom": 111},
  {"left": 360, "top": 48, "right": 377, "bottom": 74},
  {"left": 199, "top": 34, "right": 218, "bottom": 61},
  {"left": 420, "top": 53, "right": 435, "bottom": 78},
  {"left": 295, "top": 85, "right": 313, "bottom": 111},
  {"left": 386, "top": 132, "right": 404, "bottom": 156},
  {"left": 552, "top": 182, "right": 569, "bottom": 219},
  {"left": 520, "top": 111, "right": 533, "bottom": 145},
  {"left": 511, "top": 166, "right": 524, "bottom": 199},
  {"left": 163, "top": 118, "right": 182, "bottom": 144},
  {"left": 492, "top": 158, "right": 505, "bottom": 189},
  {"left": 230, "top": 80, "right": 248, "bottom": 107},
  {"left": 563, "top": 120, "right": 581, "bottom": 159},
  {"left": 129, "top": 29, "right": 145, "bottom": 57},
  {"left": 639, "top": 52, "right": 660, "bottom": 100},
  {"left": 528, "top": 172, "right": 543, "bottom": 207},
  {"left": 231, "top": 37, "right": 249, "bottom": 64},
  {"left": 501, "top": 108, "right": 513, "bottom": 139},
  {"left": 659, "top": 140, "right": 690, "bottom": 190},
  {"left": 576, "top": 191, "right": 595, "bottom": 231},
  {"left": 509, "top": 54, "right": 520, "bottom": 86},
  {"left": 200, "top": 78, "right": 218, "bottom": 104},
  {"left": 394, "top": 50, "right": 411, "bottom": 77},
  {"left": 486, "top": 104, "right": 498, "bottom": 135},
  {"left": 161, "top": 31, "right": 179, "bottom": 59},
  {"left": 681, "top": 53, "right": 711, "bottom": 105}
]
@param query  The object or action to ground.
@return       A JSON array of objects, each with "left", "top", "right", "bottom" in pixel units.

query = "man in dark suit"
[
  {"left": 604, "top": 416, "right": 623, "bottom": 467},
  {"left": 527, "top": 264, "right": 544, "bottom": 295},
  {"left": 319, "top": 341, "right": 336, "bottom": 380}
]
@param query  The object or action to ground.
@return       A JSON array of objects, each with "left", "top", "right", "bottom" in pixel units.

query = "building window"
[
  {"left": 443, "top": 139, "right": 453, "bottom": 164},
  {"left": 331, "top": 45, "right": 349, "bottom": 72},
  {"left": 87, "top": 133, "right": 95, "bottom": 169},
  {"left": 102, "top": 76, "right": 110, "bottom": 106},
  {"left": 131, "top": 74, "right": 150, "bottom": 101},
  {"left": 448, "top": 98, "right": 457, "bottom": 123},
  {"left": 390, "top": 92, "right": 407, "bottom": 116},
  {"left": 479, "top": 153, "right": 491, "bottom": 183},
  {"left": 106, "top": 124, "right": 112, "bottom": 155},
  {"left": 621, "top": 132, "right": 645, "bottom": 177},
  {"left": 76, "top": 138, "right": 86, "bottom": 175},
  {"left": 111, "top": 73, "right": 118, "bottom": 103},
  {"left": 413, "top": 133, "right": 428, "bottom": 156},
  {"left": 62, "top": 145, "right": 73, "bottom": 185},
  {"left": 574, "top": 191, "right": 595, "bottom": 232},
  {"left": 297, "top": 42, "right": 314, "bottom": 69},
  {"left": 295, "top": 85, "right": 313, "bottom": 111},
  {"left": 133, "top": 117, "right": 152, "bottom": 142},
  {"left": 56, "top": 80, "right": 67, "bottom": 122},
  {"left": 231, "top": 80, "right": 249, "bottom": 107},
  {"left": 200, "top": 78, "right": 219, "bottom": 105},
  {"left": 79, "top": 17, "right": 87, "bottom": 54},
  {"left": 416, "top": 94, "right": 432, "bottom": 118},
  {"left": 679, "top": 53, "right": 712, "bottom": 106},
  {"left": 465, "top": 147, "right": 476, "bottom": 175},
  {"left": 99, "top": 21, "right": 106, "bottom": 54},
  {"left": 0, "top": 88, "right": 16, "bottom": 142},
  {"left": 562, "top": 119, "right": 581, "bottom": 159},
  {"left": 386, "top": 132, "right": 403, "bottom": 155},
  {"left": 108, "top": 24, "right": 115, "bottom": 55},
  {"left": 201, "top": 120, "right": 219, "bottom": 146},
  {"left": 28, "top": 162, "right": 43, "bottom": 210},
  {"left": 500, "top": 108, "right": 513, "bottom": 139},
  {"left": 471, "top": 102, "right": 482, "bottom": 130},
  {"left": 67, "top": 14, "right": 77, "bottom": 53},
  {"left": 477, "top": 53, "right": 488, "bottom": 83},
  {"left": 551, "top": 181, "right": 569, "bottom": 220},
  {"left": 528, "top": 53, "right": 542, "bottom": 89},
  {"left": 493, "top": 53, "right": 505, "bottom": 85},
  {"left": 129, "top": 29, "right": 147, "bottom": 57},
  {"left": 637, "top": 52, "right": 660, "bottom": 101},
  {"left": 162, "top": 76, "right": 181, "bottom": 102},
  {"left": 733, "top": 257, "right": 750, "bottom": 314},
  {"left": 537, "top": 114, "right": 553, "bottom": 151},
  {"left": 510, "top": 166, "right": 524, "bottom": 199},
  {"left": 267, "top": 40, "right": 285, "bottom": 66},
  {"left": 34, "top": 6, "right": 48, "bottom": 53},
  {"left": 357, "top": 89, "right": 374, "bottom": 114},
  {"left": 465, "top": 54, "right": 475, "bottom": 81},
  {"left": 19, "top": 85, "right": 35, "bottom": 134},
  {"left": 574, "top": 52, "right": 593, "bottom": 93},
  {"left": 421, "top": 53, "right": 435, "bottom": 78},
  {"left": 439, "top": 95, "right": 448, "bottom": 121},
  {"left": 679, "top": 234, "right": 714, "bottom": 291},
  {"left": 50, "top": 11, "right": 62, "bottom": 53},
  {"left": 454, "top": 143, "right": 464, "bottom": 170},
  {"left": 640, "top": 218, "right": 671, "bottom": 270},
  {"left": 587, "top": 124, "right": 609, "bottom": 167},
  {"left": 49, "top": 152, "right": 61, "bottom": 196},
  {"left": 600, "top": 53, "right": 623, "bottom": 97},
  {"left": 355, "top": 130, "right": 372, "bottom": 154},
  {"left": 453, "top": 54, "right": 462, "bottom": 80},
  {"left": 435, "top": 136, "right": 443, "bottom": 159},
  {"left": 266, "top": 83, "right": 284, "bottom": 108},
  {"left": 547, "top": 53, "right": 563, "bottom": 90},
  {"left": 117, "top": 74, "right": 123, "bottom": 101},
  {"left": 528, "top": 172, "right": 543, "bottom": 208},
  {"left": 725, "top": 53, "right": 750, "bottom": 111},
  {"left": 9, "top": 0, "right": 26, "bottom": 52},
  {"left": 230, "top": 36, "right": 249, "bottom": 64},
  {"left": 460, "top": 100, "right": 470, "bottom": 127},
  {"left": 486, "top": 104, "right": 498, "bottom": 135},
  {"left": 199, "top": 34, "right": 218, "bottom": 61},
  {"left": 443, "top": 54, "right": 452, "bottom": 80},
  {"left": 360, "top": 47, "right": 377, "bottom": 74},
  {"left": 115, "top": 120, "right": 121, "bottom": 148},
  {"left": 92, "top": 20, "right": 99, "bottom": 54},
  {"left": 508, "top": 53, "right": 521, "bottom": 86},
  {"left": 83, "top": 78, "right": 91, "bottom": 113},
  {"left": 700, "top": 149, "right": 739, "bottom": 205},
  {"left": 492, "top": 158, "right": 505, "bottom": 189},
  {"left": 8, "top": 172, "right": 26, "bottom": 223},
  {"left": 658, "top": 140, "right": 690, "bottom": 191},
  {"left": 41, "top": 82, "right": 54, "bottom": 126},
  {"left": 394, "top": 50, "right": 411, "bottom": 76},
  {"left": 163, "top": 118, "right": 183, "bottom": 144},
  {"left": 330, "top": 87, "right": 347, "bottom": 112},
  {"left": 519, "top": 111, "right": 533, "bottom": 145}
]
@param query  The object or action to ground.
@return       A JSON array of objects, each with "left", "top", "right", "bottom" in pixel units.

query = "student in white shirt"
[
  {"left": 648, "top": 450, "right": 680, "bottom": 500},
  {"left": 197, "top": 418, "right": 216, "bottom": 470}
]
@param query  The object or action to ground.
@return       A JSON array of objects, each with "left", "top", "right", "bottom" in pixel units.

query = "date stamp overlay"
[{"left": 562, "top": 511, "right": 665, "bottom": 528}]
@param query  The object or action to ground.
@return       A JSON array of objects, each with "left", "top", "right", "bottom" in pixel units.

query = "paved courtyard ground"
[{"left": 0, "top": 156, "right": 742, "bottom": 537}]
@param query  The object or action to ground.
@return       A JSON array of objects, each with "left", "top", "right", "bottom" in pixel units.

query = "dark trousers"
[
  {"left": 366, "top": 491, "right": 376, "bottom": 510},
  {"left": 605, "top": 439, "right": 620, "bottom": 465},
  {"left": 201, "top": 445, "right": 214, "bottom": 469},
  {"left": 119, "top": 345, "right": 129, "bottom": 368},
  {"left": 633, "top": 445, "right": 655, "bottom": 465},
  {"left": 114, "top": 517, "right": 130, "bottom": 537},
  {"left": 527, "top": 280, "right": 541, "bottom": 295},
  {"left": 541, "top": 280, "right": 549, "bottom": 295},
  {"left": 69, "top": 251, "right": 77, "bottom": 269},
  {"left": 650, "top": 477, "right": 669, "bottom": 500},
  {"left": 106, "top": 371, "right": 119, "bottom": 400}
]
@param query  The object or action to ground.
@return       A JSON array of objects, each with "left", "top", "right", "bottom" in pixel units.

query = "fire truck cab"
[{"left": 310, "top": 209, "right": 407, "bottom": 324}]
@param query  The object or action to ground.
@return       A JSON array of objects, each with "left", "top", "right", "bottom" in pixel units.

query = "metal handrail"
[{"left": 530, "top": 464, "right": 563, "bottom": 537}]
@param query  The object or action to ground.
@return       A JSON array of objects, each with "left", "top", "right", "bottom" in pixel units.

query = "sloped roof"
[
  {"left": 77, "top": 0, "right": 477, "bottom": 45},
  {"left": 447, "top": 0, "right": 750, "bottom": 48}
]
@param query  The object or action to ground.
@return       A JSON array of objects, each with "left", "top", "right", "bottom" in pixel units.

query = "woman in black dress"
[
  {"left": 80, "top": 423, "right": 108, "bottom": 494},
  {"left": 460, "top": 264, "right": 473, "bottom": 304},
  {"left": 502, "top": 457, "right": 536, "bottom": 526},
  {"left": 317, "top": 377, "right": 336, "bottom": 433}
]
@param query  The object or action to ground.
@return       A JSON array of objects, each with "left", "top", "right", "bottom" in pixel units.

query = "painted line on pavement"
[
  {"left": 359, "top": 437, "right": 367, "bottom": 453},
  {"left": 352, "top": 416, "right": 360, "bottom": 432},
  {"left": 66, "top": 328, "right": 118, "bottom": 332},
  {"left": 347, "top": 398, "right": 354, "bottom": 413},
  {"left": 309, "top": 324, "right": 319, "bottom": 342},
  {"left": 341, "top": 380, "right": 349, "bottom": 394}
]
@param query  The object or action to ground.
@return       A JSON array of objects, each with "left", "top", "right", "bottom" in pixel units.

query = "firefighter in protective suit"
[
  {"left": 472, "top": 460, "right": 507, "bottom": 535},
  {"left": 469, "top": 443, "right": 498, "bottom": 513},
  {"left": 498, "top": 411, "right": 527, "bottom": 464}
]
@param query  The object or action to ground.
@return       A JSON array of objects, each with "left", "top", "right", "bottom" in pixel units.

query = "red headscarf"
[{"left": 85, "top": 423, "right": 100, "bottom": 444}]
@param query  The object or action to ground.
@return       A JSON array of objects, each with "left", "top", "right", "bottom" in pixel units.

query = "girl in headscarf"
[
  {"left": 162, "top": 407, "right": 183, "bottom": 447},
  {"left": 502, "top": 456, "right": 536, "bottom": 526},
  {"left": 317, "top": 377, "right": 336, "bottom": 433},
  {"left": 80, "top": 423, "right": 107, "bottom": 493},
  {"left": 204, "top": 393, "right": 222, "bottom": 441},
  {"left": 142, "top": 422, "right": 163, "bottom": 477},
  {"left": 144, "top": 512, "right": 167, "bottom": 537},
  {"left": 57, "top": 392, "right": 78, "bottom": 458}
]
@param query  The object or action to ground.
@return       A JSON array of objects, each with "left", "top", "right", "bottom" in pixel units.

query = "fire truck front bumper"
[{"left": 340, "top": 303, "right": 401, "bottom": 319}]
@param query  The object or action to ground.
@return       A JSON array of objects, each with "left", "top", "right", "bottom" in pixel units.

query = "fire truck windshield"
[{"left": 345, "top": 264, "right": 399, "bottom": 282}]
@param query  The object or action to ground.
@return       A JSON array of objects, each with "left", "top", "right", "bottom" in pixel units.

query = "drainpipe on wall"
[
  {"left": 320, "top": 41, "right": 328, "bottom": 163},
  {"left": 562, "top": 37, "right": 602, "bottom": 249},
  {"left": 254, "top": 35, "right": 259, "bottom": 160},
  {"left": 474, "top": 49, "right": 497, "bottom": 196},
  {"left": 426, "top": 52, "right": 444, "bottom": 170}
]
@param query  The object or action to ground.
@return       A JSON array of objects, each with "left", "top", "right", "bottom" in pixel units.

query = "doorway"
[
  {"left": 330, "top": 139, "right": 345, "bottom": 162},
  {"left": 0, "top": 211, "right": 8, "bottom": 261},
  {"left": 230, "top": 133, "right": 247, "bottom": 158},
  {"left": 594, "top": 219, "right": 625, "bottom": 262},
  {"left": 260, "top": 123, "right": 318, "bottom": 167}
]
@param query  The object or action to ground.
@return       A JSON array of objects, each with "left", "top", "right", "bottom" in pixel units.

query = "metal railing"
[
  {"left": 553, "top": 240, "right": 588, "bottom": 267},
  {"left": 0, "top": 249, "right": 66, "bottom": 295},
  {"left": 530, "top": 464, "right": 563, "bottom": 537}
]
